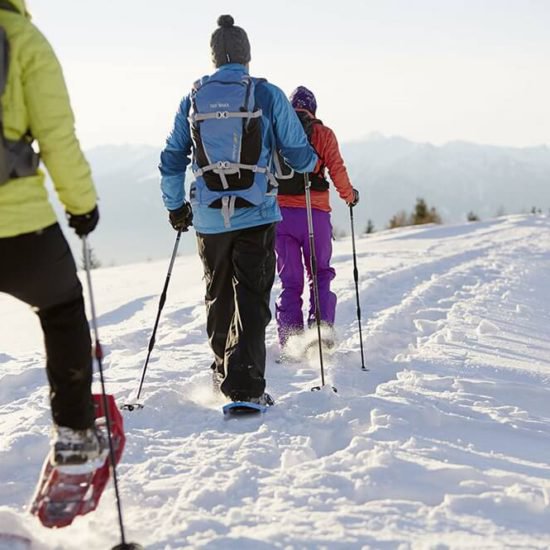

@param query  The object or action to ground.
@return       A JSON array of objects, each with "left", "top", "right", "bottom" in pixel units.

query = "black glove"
[
  {"left": 169, "top": 202, "right": 193, "bottom": 232},
  {"left": 67, "top": 205, "right": 99, "bottom": 236},
  {"left": 347, "top": 188, "right": 360, "bottom": 207}
]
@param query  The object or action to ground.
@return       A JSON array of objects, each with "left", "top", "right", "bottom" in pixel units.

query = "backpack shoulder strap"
[
  {"left": 297, "top": 111, "right": 323, "bottom": 139},
  {"left": 191, "top": 75, "right": 210, "bottom": 96}
]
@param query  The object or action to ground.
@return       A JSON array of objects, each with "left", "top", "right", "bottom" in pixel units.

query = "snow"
[{"left": 1, "top": 214, "right": 549, "bottom": 549}]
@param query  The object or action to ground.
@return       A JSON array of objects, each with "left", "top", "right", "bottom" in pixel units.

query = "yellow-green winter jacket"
[{"left": 0, "top": 0, "right": 96, "bottom": 238}]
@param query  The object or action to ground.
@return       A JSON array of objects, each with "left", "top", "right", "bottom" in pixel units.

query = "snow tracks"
[{"left": 1, "top": 215, "right": 549, "bottom": 548}]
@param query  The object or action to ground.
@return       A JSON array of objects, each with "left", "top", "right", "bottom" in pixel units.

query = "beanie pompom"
[
  {"left": 217, "top": 14, "right": 234, "bottom": 28},
  {"left": 211, "top": 15, "right": 250, "bottom": 67}
]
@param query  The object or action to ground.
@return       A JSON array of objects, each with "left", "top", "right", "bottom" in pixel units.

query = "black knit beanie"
[{"left": 210, "top": 15, "right": 251, "bottom": 67}]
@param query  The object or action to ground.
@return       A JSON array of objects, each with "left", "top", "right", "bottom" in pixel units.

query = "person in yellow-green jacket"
[{"left": 0, "top": 0, "right": 103, "bottom": 465}]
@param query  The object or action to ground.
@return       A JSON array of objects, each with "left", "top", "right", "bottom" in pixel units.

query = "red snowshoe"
[{"left": 29, "top": 394, "right": 125, "bottom": 528}]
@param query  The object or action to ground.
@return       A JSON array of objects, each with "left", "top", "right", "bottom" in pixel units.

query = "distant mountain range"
[
  {"left": 339, "top": 133, "right": 550, "bottom": 233},
  {"left": 52, "top": 136, "right": 550, "bottom": 266}
]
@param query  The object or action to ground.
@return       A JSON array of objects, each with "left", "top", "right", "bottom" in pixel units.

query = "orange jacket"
[{"left": 277, "top": 110, "right": 354, "bottom": 212}]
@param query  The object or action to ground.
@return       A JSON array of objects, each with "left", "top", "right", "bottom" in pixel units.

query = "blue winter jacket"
[{"left": 159, "top": 64, "right": 318, "bottom": 234}]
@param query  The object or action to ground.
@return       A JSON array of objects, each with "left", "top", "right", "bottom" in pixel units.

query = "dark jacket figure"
[
  {"left": 0, "top": 0, "right": 101, "bottom": 465},
  {"left": 159, "top": 15, "right": 318, "bottom": 402}
]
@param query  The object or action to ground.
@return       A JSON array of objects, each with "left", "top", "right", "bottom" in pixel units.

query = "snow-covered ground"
[{"left": 1, "top": 214, "right": 549, "bottom": 549}]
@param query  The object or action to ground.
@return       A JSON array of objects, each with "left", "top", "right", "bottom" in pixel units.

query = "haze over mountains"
[
  {"left": 341, "top": 134, "right": 550, "bottom": 231},
  {"left": 54, "top": 135, "right": 550, "bottom": 266}
]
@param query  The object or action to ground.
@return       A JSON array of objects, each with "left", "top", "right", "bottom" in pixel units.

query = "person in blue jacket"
[{"left": 159, "top": 15, "right": 317, "bottom": 405}]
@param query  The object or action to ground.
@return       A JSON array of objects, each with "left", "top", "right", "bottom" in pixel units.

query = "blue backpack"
[{"left": 189, "top": 71, "right": 279, "bottom": 227}]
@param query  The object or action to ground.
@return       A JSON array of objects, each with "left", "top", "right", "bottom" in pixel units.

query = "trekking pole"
[
  {"left": 82, "top": 237, "right": 143, "bottom": 550},
  {"left": 122, "top": 229, "right": 182, "bottom": 411},
  {"left": 349, "top": 206, "right": 367, "bottom": 371},
  {"left": 304, "top": 174, "right": 336, "bottom": 393}
]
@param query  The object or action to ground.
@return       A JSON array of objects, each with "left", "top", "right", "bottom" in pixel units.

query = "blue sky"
[{"left": 29, "top": 0, "right": 550, "bottom": 149}]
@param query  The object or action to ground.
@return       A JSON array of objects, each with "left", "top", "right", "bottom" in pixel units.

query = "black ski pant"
[
  {"left": 0, "top": 223, "right": 94, "bottom": 429},
  {"left": 196, "top": 223, "right": 276, "bottom": 401}
]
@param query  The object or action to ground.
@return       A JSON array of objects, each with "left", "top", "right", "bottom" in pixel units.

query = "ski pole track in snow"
[{"left": 1, "top": 215, "right": 549, "bottom": 548}]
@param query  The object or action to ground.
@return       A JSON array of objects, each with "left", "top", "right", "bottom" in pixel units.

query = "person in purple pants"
[{"left": 275, "top": 86, "right": 359, "bottom": 354}]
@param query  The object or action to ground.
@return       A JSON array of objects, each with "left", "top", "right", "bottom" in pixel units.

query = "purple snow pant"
[{"left": 275, "top": 207, "right": 336, "bottom": 346}]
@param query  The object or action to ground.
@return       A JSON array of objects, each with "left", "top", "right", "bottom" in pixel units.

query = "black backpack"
[
  {"left": 0, "top": 2, "right": 39, "bottom": 185},
  {"left": 276, "top": 111, "right": 329, "bottom": 196}
]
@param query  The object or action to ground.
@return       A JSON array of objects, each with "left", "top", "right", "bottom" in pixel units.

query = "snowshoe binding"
[{"left": 222, "top": 393, "right": 274, "bottom": 416}]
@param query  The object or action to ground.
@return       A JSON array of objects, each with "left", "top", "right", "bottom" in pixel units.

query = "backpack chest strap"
[{"left": 190, "top": 109, "right": 262, "bottom": 123}]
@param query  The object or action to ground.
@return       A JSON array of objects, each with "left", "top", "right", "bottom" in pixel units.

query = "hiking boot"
[
  {"left": 222, "top": 364, "right": 266, "bottom": 402},
  {"left": 246, "top": 393, "right": 275, "bottom": 407},
  {"left": 320, "top": 323, "right": 337, "bottom": 350},
  {"left": 305, "top": 323, "right": 337, "bottom": 351},
  {"left": 50, "top": 425, "right": 104, "bottom": 466}
]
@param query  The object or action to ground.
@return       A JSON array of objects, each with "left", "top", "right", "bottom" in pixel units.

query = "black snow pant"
[
  {"left": 0, "top": 223, "right": 94, "bottom": 429},
  {"left": 196, "top": 223, "right": 276, "bottom": 401}
]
